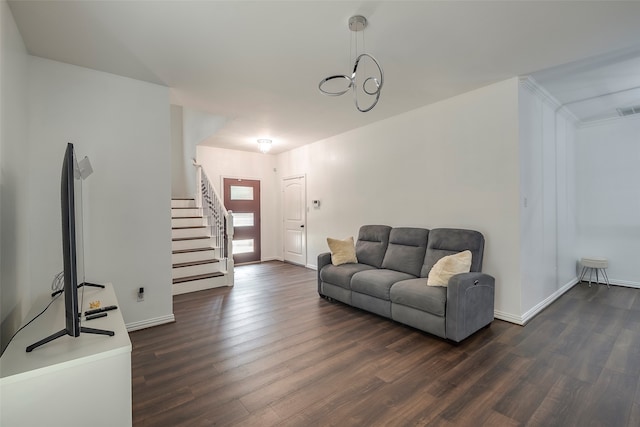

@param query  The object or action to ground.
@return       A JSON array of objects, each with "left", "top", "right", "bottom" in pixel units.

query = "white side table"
[{"left": 579, "top": 257, "right": 610, "bottom": 288}]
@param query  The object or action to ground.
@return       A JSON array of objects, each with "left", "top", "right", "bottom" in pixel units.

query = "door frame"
[
  {"left": 281, "top": 174, "right": 307, "bottom": 267},
  {"left": 222, "top": 175, "right": 262, "bottom": 264}
]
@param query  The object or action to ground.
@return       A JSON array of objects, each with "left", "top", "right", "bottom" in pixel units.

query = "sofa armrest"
[
  {"left": 445, "top": 272, "right": 495, "bottom": 342},
  {"left": 317, "top": 252, "right": 332, "bottom": 294}
]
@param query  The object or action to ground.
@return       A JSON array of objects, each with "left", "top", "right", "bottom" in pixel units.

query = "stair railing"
[{"left": 195, "top": 165, "right": 234, "bottom": 279}]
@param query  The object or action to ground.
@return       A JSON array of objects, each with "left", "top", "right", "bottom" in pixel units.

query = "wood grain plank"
[{"left": 130, "top": 261, "right": 640, "bottom": 426}]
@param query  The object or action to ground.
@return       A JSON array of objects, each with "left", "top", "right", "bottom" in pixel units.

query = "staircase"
[{"left": 171, "top": 170, "right": 234, "bottom": 294}]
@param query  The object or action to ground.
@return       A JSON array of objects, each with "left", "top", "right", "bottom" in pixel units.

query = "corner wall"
[
  {"left": 27, "top": 57, "right": 173, "bottom": 329},
  {"left": 0, "top": 0, "right": 30, "bottom": 352},
  {"left": 277, "top": 78, "right": 523, "bottom": 320},
  {"left": 576, "top": 117, "right": 640, "bottom": 287},
  {"left": 518, "top": 79, "right": 577, "bottom": 322}
]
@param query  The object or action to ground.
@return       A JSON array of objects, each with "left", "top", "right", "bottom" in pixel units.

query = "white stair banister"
[{"left": 194, "top": 164, "right": 234, "bottom": 283}]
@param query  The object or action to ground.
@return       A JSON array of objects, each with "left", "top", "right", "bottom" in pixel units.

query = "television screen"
[
  {"left": 62, "top": 142, "right": 81, "bottom": 336},
  {"left": 26, "top": 143, "right": 113, "bottom": 352}
]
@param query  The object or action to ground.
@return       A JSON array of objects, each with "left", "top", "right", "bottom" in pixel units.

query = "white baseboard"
[
  {"left": 520, "top": 277, "right": 578, "bottom": 325},
  {"left": 604, "top": 278, "right": 640, "bottom": 288},
  {"left": 494, "top": 310, "right": 525, "bottom": 325},
  {"left": 571, "top": 277, "right": 640, "bottom": 288},
  {"left": 494, "top": 277, "right": 580, "bottom": 325},
  {"left": 306, "top": 263, "right": 318, "bottom": 271},
  {"left": 126, "top": 314, "right": 175, "bottom": 332}
]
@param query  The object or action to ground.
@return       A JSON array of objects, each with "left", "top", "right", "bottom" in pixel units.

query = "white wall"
[
  {"left": 0, "top": 0, "right": 31, "bottom": 351},
  {"left": 556, "top": 112, "right": 578, "bottom": 288},
  {"left": 170, "top": 104, "right": 189, "bottom": 198},
  {"left": 27, "top": 57, "right": 173, "bottom": 329},
  {"left": 196, "top": 146, "right": 280, "bottom": 261},
  {"left": 518, "top": 79, "right": 577, "bottom": 321},
  {"left": 181, "top": 108, "right": 227, "bottom": 199},
  {"left": 576, "top": 117, "right": 640, "bottom": 287},
  {"left": 277, "top": 78, "right": 523, "bottom": 320}
]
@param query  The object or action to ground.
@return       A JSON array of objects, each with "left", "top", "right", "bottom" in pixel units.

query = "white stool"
[{"left": 579, "top": 257, "right": 610, "bottom": 288}]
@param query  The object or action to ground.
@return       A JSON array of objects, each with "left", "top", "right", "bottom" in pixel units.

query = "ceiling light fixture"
[
  {"left": 257, "top": 139, "right": 272, "bottom": 153},
  {"left": 318, "top": 15, "right": 384, "bottom": 113}
]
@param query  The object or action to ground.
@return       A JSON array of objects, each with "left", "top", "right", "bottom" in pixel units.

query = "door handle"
[{"left": 300, "top": 225, "right": 305, "bottom": 228}]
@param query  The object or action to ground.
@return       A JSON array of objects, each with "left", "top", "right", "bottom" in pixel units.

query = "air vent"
[{"left": 617, "top": 105, "right": 640, "bottom": 117}]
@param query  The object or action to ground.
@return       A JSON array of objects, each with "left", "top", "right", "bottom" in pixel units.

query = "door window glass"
[
  {"left": 230, "top": 186, "right": 253, "bottom": 200},
  {"left": 233, "top": 213, "right": 254, "bottom": 227},
  {"left": 233, "top": 239, "right": 254, "bottom": 254}
]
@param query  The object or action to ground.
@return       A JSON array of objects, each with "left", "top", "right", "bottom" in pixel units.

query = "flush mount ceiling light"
[
  {"left": 257, "top": 139, "right": 272, "bottom": 153},
  {"left": 318, "top": 15, "right": 384, "bottom": 113}
]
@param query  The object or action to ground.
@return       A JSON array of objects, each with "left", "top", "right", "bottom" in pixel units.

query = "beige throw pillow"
[
  {"left": 427, "top": 250, "right": 472, "bottom": 287},
  {"left": 327, "top": 236, "right": 358, "bottom": 266}
]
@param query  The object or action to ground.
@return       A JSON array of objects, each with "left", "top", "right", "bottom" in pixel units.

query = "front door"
[
  {"left": 283, "top": 175, "right": 306, "bottom": 266},
  {"left": 224, "top": 178, "right": 261, "bottom": 264}
]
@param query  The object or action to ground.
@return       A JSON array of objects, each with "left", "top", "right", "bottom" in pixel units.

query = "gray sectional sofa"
[{"left": 317, "top": 225, "right": 495, "bottom": 342}]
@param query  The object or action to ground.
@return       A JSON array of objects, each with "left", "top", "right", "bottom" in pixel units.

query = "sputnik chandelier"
[{"left": 318, "top": 15, "right": 384, "bottom": 112}]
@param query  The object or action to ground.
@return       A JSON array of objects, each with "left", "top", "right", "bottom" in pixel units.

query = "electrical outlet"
[{"left": 137, "top": 287, "right": 145, "bottom": 302}]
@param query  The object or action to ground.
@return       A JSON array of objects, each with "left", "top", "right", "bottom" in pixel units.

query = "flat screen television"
[{"left": 26, "top": 143, "right": 113, "bottom": 352}]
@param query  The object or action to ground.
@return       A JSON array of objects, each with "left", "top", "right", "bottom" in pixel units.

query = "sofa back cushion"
[
  {"left": 381, "top": 227, "right": 429, "bottom": 277},
  {"left": 422, "top": 228, "right": 484, "bottom": 277},
  {"left": 355, "top": 225, "right": 392, "bottom": 268}
]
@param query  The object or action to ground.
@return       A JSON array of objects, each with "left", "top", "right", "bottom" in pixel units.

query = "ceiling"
[{"left": 9, "top": 1, "right": 640, "bottom": 154}]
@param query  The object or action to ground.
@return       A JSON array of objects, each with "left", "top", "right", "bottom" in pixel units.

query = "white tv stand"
[{"left": 0, "top": 283, "right": 132, "bottom": 427}]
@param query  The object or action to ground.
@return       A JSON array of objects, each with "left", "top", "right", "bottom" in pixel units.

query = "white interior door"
[{"left": 283, "top": 175, "right": 306, "bottom": 266}]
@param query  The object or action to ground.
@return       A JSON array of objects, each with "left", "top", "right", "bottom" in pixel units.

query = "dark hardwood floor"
[{"left": 131, "top": 261, "right": 640, "bottom": 426}]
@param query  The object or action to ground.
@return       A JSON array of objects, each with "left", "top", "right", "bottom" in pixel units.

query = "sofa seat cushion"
[
  {"left": 390, "top": 278, "right": 447, "bottom": 317},
  {"left": 320, "top": 263, "right": 376, "bottom": 289},
  {"left": 351, "top": 269, "right": 415, "bottom": 300}
]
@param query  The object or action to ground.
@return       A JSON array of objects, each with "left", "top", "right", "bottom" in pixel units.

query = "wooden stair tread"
[
  {"left": 171, "top": 198, "right": 195, "bottom": 201},
  {"left": 173, "top": 272, "right": 225, "bottom": 284},
  {"left": 171, "top": 216, "right": 202, "bottom": 219},
  {"left": 172, "top": 236, "right": 210, "bottom": 242},
  {"left": 172, "top": 247, "right": 216, "bottom": 254},
  {"left": 172, "top": 225, "right": 207, "bottom": 230},
  {"left": 173, "top": 259, "right": 220, "bottom": 269}
]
